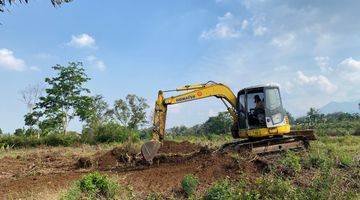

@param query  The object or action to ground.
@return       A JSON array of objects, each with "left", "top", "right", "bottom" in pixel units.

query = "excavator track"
[{"left": 220, "top": 130, "right": 316, "bottom": 154}]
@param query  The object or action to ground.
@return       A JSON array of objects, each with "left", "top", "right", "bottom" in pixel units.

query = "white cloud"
[
  {"left": 253, "top": 25, "right": 267, "bottom": 36},
  {"left": 297, "top": 71, "right": 337, "bottom": 93},
  {"left": 0, "top": 48, "right": 26, "bottom": 71},
  {"left": 241, "top": 19, "right": 249, "bottom": 29},
  {"left": 271, "top": 33, "right": 296, "bottom": 48},
  {"left": 338, "top": 57, "right": 360, "bottom": 82},
  {"left": 315, "top": 56, "right": 332, "bottom": 72},
  {"left": 87, "top": 55, "right": 106, "bottom": 71},
  {"left": 200, "top": 12, "right": 242, "bottom": 39},
  {"left": 68, "top": 34, "right": 96, "bottom": 48}
]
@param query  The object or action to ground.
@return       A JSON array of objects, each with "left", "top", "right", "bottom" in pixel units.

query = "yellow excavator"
[{"left": 141, "top": 81, "right": 315, "bottom": 162}]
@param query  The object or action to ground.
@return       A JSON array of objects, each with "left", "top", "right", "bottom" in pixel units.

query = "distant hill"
[{"left": 320, "top": 100, "right": 360, "bottom": 114}]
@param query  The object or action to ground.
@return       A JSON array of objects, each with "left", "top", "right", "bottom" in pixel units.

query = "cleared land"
[{"left": 0, "top": 136, "right": 359, "bottom": 199}]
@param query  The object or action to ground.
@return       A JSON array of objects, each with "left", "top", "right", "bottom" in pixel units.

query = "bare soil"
[{"left": 0, "top": 141, "right": 265, "bottom": 199}]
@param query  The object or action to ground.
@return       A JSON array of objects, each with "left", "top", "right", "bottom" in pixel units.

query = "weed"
[
  {"left": 203, "top": 179, "right": 232, "bottom": 200},
  {"left": 279, "top": 151, "right": 301, "bottom": 174},
  {"left": 61, "top": 172, "right": 119, "bottom": 200},
  {"left": 146, "top": 192, "right": 163, "bottom": 200},
  {"left": 181, "top": 174, "right": 199, "bottom": 197}
]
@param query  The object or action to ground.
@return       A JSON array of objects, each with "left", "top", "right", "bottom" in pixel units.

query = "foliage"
[
  {"left": 83, "top": 122, "right": 140, "bottom": 144},
  {"left": 25, "top": 62, "right": 93, "bottom": 133},
  {"left": 203, "top": 179, "right": 232, "bottom": 200},
  {"left": 145, "top": 192, "right": 164, "bottom": 200},
  {"left": 43, "top": 132, "right": 79, "bottom": 146},
  {"left": 181, "top": 174, "right": 199, "bottom": 197},
  {"left": 113, "top": 94, "right": 149, "bottom": 129},
  {"left": 85, "top": 95, "right": 112, "bottom": 129},
  {"left": 202, "top": 112, "right": 232, "bottom": 135},
  {"left": 0, "top": 128, "right": 2, "bottom": 135},
  {"left": 61, "top": 172, "right": 119, "bottom": 200},
  {"left": 254, "top": 176, "right": 298, "bottom": 200},
  {"left": 0, "top": 0, "right": 73, "bottom": 12},
  {"left": 279, "top": 151, "right": 302, "bottom": 174},
  {"left": 0, "top": 131, "right": 81, "bottom": 148},
  {"left": 14, "top": 128, "right": 25, "bottom": 136},
  {"left": 167, "top": 111, "right": 232, "bottom": 136}
]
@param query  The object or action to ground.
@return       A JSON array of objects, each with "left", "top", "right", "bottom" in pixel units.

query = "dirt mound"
[
  {"left": 96, "top": 141, "right": 202, "bottom": 170},
  {"left": 158, "top": 141, "right": 202, "bottom": 154}
]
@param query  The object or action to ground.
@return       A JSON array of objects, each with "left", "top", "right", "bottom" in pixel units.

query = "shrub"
[
  {"left": 93, "top": 122, "right": 140, "bottom": 144},
  {"left": 181, "top": 174, "right": 199, "bottom": 197},
  {"left": 305, "top": 153, "right": 328, "bottom": 169},
  {"left": 338, "top": 153, "right": 353, "bottom": 168},
  {"left": 43, "top": 132, "right": 80, "bottom": 147},
  {"left": 255, "top": 176, "right": 298, "bottom": 200},
  {"left": 203, "top": 180, "right": 232, "bottom": 200},
  {"left": 61, "top": 172, "right": 119, "bottom": 200},
  {"left": 279, "top": 151, "right": 301, "bottom": 174}
]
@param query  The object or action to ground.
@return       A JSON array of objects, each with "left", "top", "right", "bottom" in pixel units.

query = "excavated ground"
[{"left": 0, "top": 141, "right": 268, "bottom": 199}]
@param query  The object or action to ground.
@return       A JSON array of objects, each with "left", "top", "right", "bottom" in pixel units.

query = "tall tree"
[
  {"left": 25, "top": 62, "right": 93, "bottom": 133},
  {"left": 113, "top": 94, "right": 149, "bottom": 129},
  {"left": 19, "top": 83, "right": 44, "bottom": 113},
  {"left": 0, "top": 128, "right": 3, "bottom": 135},
  {"left": 85, "top": 95, "right": 112, "bottom": 129}
]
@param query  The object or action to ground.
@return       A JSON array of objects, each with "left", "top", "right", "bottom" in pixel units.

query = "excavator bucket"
[{"left": 141, "top": 140, "right": 161, "bottom": 163}]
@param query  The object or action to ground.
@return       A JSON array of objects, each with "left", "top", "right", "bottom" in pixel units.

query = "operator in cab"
[
  {"left": 254, "top": 95, "right": 264, "bottom": 110},
  {"left": 254, "top": 95, "right": 265, "bottom": 126}
]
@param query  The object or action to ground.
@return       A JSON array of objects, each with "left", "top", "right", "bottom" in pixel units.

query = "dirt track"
[{"left": 0, "top": 141, "right": 264, "bottom": 199}]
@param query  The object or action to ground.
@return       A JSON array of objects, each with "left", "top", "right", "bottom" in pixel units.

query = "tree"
[
  {"left": 113, "top": 94, "right": 149, "bottom": 129},
  {"left": 0, "top": 0, "right": 72, "bottom": 12},
  {"left": 201, "top": 111, "right": 232, "bottom": 135},
  {"left": 20, "top": 83, "right": 44, "bottom": 113},
  {"left": 85, "top": 95, "right": 112, "bottom": 129},
  {"left": 14, "top": 128, "right": 24, "bottom": 136},
  {"left": 0, "top": 128, "right": 3, "bottom": 135},
  {"left": 25, "top": 62, "right": 93, "bottom": 134},
  {"left": 169, "top": 125, "right": 189, "bottom": 135}
]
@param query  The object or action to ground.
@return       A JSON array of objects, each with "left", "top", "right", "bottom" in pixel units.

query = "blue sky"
[{"left": 0, "top": 0, "right": 359, "bottom": 132}]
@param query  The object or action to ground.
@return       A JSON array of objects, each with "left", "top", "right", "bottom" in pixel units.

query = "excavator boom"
[{"left": 142, "top": 81, "right": 239, "bottom": 162}]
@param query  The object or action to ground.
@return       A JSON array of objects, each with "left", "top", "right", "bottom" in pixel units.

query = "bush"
[
  {"left": 93, "top": 122, "right": 140, "bottom": 144},
  {"left": 43, "top": 132, "right": 80, "bottom": 147},
  {"left": 255, "top": 176, "right": 298, "bottom": 200},
  {"left": 203, "top": 180, "right": 232, "bottom": 200},
  {"left": 279, "top": 151, "right": 301, "bottom": 174},
  {"left": 181, "top": 174, "right": 199, "bottom": 197},
  {"left": 61, "top": 172, "right": 119, "bottom": 200}
]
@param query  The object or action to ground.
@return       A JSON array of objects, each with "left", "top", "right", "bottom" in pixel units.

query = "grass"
[
  {"left": 2, "top": 129, "right": 359, "bottom": 199},
  {"left": 0, "top": 142, "right": 137, "bottom": 159}
]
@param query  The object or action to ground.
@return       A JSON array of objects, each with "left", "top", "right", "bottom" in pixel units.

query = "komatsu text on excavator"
[{"left": 141, "top": 81, "right": 315, "bottom": 163}]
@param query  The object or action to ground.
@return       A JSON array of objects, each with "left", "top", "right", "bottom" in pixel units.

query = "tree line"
[{"left": 4, "top": 62, "right": 148, "bottom": 139}]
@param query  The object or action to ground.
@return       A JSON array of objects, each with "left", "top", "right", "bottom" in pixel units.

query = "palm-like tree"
[{"left": 0, "top": 0, "right": 72, "bottom": 12}]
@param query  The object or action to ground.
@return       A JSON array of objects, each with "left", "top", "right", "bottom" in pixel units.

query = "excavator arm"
[{"left": 141, "top": 81, "right": 238, "bottom": 162}]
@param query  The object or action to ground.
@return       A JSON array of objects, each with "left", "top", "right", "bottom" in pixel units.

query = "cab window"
[{"left": 265, "top": 88, "right": 281, "bottom": 111}]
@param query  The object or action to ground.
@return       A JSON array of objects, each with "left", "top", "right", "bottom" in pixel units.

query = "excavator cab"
[{"left": 235, "top": 85, "right": 290, "bottom": 139}]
